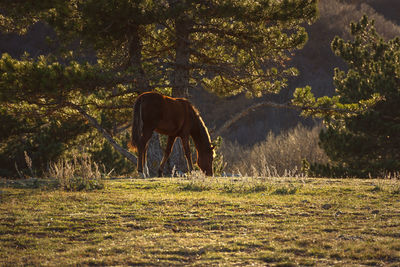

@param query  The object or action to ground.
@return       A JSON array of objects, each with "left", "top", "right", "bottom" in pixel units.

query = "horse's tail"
[{"left": 128, "top": 97, "right": 143, "bottom": 154}]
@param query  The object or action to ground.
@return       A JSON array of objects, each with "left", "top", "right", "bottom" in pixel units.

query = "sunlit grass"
[{"left": 1, "top": 177, "right": 399, "bottom": 266}]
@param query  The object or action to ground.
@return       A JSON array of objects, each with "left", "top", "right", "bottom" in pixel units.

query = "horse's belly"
[
  {"left": 154, "top": 128, "right": 171, "bottom": 135},
  {"left": 154, "top": 124, "right": 179, "bottom": 136}
]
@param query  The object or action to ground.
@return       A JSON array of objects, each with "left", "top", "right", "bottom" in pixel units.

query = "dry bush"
[
  {"left": 47, "top": 153, "right": 105, "bottom": 191},
  {"left": 221, "top": 124, "right": 328, "bottom": 177}
]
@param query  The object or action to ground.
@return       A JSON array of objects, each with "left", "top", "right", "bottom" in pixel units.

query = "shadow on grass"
[{"left": 0, "top": 178, "right": 58, "bottom": 190}]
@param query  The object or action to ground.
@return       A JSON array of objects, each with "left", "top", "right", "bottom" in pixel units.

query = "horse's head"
[{"left": 197, "top": 146, "right": 214, "bottom": 176}]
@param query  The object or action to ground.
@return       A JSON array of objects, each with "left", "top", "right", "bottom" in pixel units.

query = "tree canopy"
[{"left": 0, "top": 0, "right": 317, "bottom": 177}]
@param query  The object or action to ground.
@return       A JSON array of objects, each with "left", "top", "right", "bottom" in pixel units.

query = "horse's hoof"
[{"left": 138, "top": 172, "right": 146, "bottom": 179}]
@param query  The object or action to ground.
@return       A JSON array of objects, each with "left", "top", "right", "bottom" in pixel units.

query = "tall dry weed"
[
  {"left": 47, "top": 153, "right": 105, "bottom": 191},
  {"left": 221, "top": 124, "right": 328, "bottom": 177}
]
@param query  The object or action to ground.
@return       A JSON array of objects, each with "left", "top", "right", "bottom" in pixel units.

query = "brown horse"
[{"left": 129, "top": 92, "right": 214, "bottom": 177}]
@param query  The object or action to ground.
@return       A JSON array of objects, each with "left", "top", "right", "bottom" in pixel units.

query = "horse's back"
[
  {"left": 136, "top": 91, "right": 164, "bottom": 107},
  {"left": 136, "top": 92, "right": 164, "bottom": 124},
  {"left": 137, "top": 92, "right": 193, "bottom": 136}
]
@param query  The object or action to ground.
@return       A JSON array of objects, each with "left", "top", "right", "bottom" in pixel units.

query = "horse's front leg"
[
  {"left": 158, "top": 136, "right": 176, "bottom": 177},
  {"left": 181, "top": 136, "right": 193, "bottom": 173}
]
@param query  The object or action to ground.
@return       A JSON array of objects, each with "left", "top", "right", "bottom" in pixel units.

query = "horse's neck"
[{"left": 191, "top": 115, "right": 211, "bottom": 153}]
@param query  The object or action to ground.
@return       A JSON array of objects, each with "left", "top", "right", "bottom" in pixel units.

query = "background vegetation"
[
  {"left": 0, "top": 0, "right": 317, "bottom": 178},
  {"left": 0, "top": 0, "right": 399, "bottom": 178}
]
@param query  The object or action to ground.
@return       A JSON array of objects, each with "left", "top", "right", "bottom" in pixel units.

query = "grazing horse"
[{"left": 128, "top": 92, "right": 214, "bottom": 177}]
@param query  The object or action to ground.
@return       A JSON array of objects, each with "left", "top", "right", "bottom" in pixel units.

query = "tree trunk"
[
  {"left": 172, "top": 16, "right": 191, "bottom": 98},
  {"left": 128, "top": 24, "right": 149, "bottom": 93}
]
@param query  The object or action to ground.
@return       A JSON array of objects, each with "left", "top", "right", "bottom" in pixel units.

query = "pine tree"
[{"left": 293, "top": 16, "right": 400, "bottom": 177}]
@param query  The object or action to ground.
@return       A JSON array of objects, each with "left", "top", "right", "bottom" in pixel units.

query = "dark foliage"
[{"left": 308, "top": 16, "right": 400, "bottom": 177}]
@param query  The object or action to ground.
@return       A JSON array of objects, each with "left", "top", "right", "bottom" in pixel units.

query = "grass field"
[{"left": 1, "top": 176, "right": 400, "bottom": 266}]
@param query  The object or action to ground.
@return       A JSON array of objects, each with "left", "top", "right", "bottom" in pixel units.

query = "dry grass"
[
  {"left": 46, "top": 153, "right": 105, "bottom": 191},
  {"left": 221, "top": 124, "right": 329, "bottom": 177}
]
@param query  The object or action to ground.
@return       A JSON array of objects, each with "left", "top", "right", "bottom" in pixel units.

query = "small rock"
[
  {"left": 335, "top": 211, "right": 344, "bottom": 217},
  {"left": 322, "top": 204, "right": 332, "bottom": 210},
  {"left": 371, "top": 210, "right": 380, "bottom": 215}
]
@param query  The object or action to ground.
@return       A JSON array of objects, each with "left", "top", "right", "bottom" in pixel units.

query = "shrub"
[{"left": 47, "top": 153, "right": 105, "bottom": 191}]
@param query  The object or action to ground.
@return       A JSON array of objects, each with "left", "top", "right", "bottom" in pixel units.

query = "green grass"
[{"left": 1, "top": 177, "right": 400, "bottom": 266}]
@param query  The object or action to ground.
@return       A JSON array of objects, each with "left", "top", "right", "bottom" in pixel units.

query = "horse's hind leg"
[
  {"left": 137, "top": 145, "right": 145, "bottom": 178},
  {"left": 143, "top": 142, "right": 150, "bottom": 178},
  {"left": 158, "top": 136, "right": 176, "bottom": 177},
  {"left": 181, "top": 136, "right": 193, "bottom": 173},
  {"left": 138, "top": 130, "right": 153, "bottom": 178}
]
